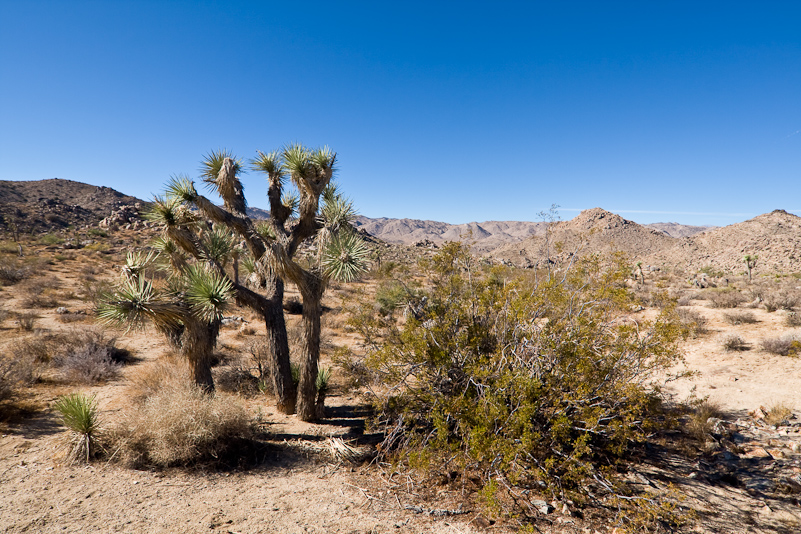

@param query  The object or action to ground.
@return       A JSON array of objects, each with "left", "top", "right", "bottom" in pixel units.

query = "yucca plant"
[
  {"left": 53, "top": 393, "right": 101, "bottom": 464},
  {"left": 135, "top": 145, "right": 367, "bottom": 420},
  {"left": 322, "top": 231, "right": 370, "bottom": 282},
  {"left": 315, "top": 367, "right": 331, "bottom": 419},
  {"left": 99, "top": 253, "right": 234, "bottom": 392}
]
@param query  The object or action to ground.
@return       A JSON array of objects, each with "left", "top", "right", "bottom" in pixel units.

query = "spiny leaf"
[
  {"left": 322, "top": 231, "right": 370, "bottom": 282},
  {"left": 184, "top": 264, "right": 234, "bottom": 323}
]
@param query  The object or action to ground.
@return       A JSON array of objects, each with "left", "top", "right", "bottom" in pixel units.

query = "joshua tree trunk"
[
  {"left": 263, "top": 274, "right": 296, "bottom": 414},
  {"left": 296, "top": 282, "right": 324, "bottom": 421},
  {"left": 182, "top": 317, "right": 217, "bottom": 393}
]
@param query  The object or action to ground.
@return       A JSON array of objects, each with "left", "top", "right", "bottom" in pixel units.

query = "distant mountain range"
[{"left": 5, "top": 179, "right": 799, "bottom": 275}]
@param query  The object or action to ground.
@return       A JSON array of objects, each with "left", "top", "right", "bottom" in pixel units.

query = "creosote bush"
[{"left": 345, "top": 243, "right": 686, "bottom": 512}]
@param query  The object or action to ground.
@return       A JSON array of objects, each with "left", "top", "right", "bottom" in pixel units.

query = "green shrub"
[
  {"left": 346, "top": 243, "right": 685, "bottom": 506},
  {"left": 39, "top": 233, "right": 64, "bottom": 246},
  {"left": 87, "top": 228, "right": 108, "bottom": 238},
  {"left": 53, "top": 393, "right": 102, "bottom": 463}
]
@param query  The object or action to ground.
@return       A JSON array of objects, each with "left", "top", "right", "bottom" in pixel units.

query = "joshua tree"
[
  {"left": 636, "top": 261, "right": 645, "bottom": 284},
  {"left": 744, "top": 254, "right": 757, "bottom": 282},
  {"left": 99, "top": 248, "right": 234, "bottom": 392},
  {"left": 162, "top": 145, "right": 368, "bottom": 420}
]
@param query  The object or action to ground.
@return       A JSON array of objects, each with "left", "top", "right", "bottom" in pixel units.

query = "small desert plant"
[
  {"left": 764, "top": 403, "right": 794, "bottom": 426},
  {"left": 20, "top": 286, "right": 60, "bottom": 308},
  {"left": 39, "top": 233, "right": 64, "bottom": 246},
  {"left": 763, "top": 291, "right": 801, "bottom": 313},
  {"left": 0, "top": 260, "right": 29, "bottom": 285},
  {"left": 53, "top": 330, "right": 131, "bottom": 384},
  {"left": 111, "top": 381, "right": 252, "bottom": 467},
  {"left": 723, "top": 310, "right": 758, "bottom": 325},
  {"left": 16, "top": 312, "right": 36, "bottom": 331},
  {"left": 722, "top": 334, "right": 748, "bottom": 351},
  {"left": 56, "top": 313, "right": 89, "bottom": 324},
  {"left": 761, "top": 335, "right": 801, "bottom": 356},
  {"left": 677, "top": 308, "right": 708, "bottom": 336},
  {"left": 705, "top": 289, "right": 746, "bottom": 309},
  {"left": 53, "top": 393, "right": 101, "bottom": 463},
  {"left": 785, "top": 312, "right": 801, "bottom": 327},
  {"left": 315, "top": 367, "right": 331, "bottom": 418},
  {"left": 0, "top": 354, "right": 35, "bottom": 404},
  {"left": 686, "top": 399, "right": 723, "bottom": 442},
  {"left": 214, "top": 365, "right": 260, "bottom": 395}
]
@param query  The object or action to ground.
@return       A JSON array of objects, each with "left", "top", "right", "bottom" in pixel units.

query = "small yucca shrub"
[{"left": 53, "top": 393, "right": 101, "bottom": 464}]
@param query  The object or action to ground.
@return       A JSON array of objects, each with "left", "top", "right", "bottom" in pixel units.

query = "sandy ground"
[{"left": 2, "top": 247, "right": 801, "bottom": 533}]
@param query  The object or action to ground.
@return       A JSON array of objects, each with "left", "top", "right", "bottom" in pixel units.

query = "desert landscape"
[{"left": 1, "top": 175, "right": 801, "bottom": 534}]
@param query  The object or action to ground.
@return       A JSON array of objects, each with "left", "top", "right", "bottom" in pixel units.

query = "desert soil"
[{"left": 2, "top": 238, "right": 801, "bottom": 533}]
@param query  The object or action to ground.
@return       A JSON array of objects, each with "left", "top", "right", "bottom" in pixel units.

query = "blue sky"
[{"left": 1, "top": 1, "right": 799, "bottom": 226}]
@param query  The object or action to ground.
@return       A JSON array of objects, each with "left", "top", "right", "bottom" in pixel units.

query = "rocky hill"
[
  {"left": 488, "top": 208, "right": 677, "bottom": 268},
  {"left": 0, "top": 179, "right": 145, "bottom": 234},
  {"left": 647, "top": 222, "right": 715, "bottom": 238},
  {"left": 351, "top": 216, "right": 547, "bottom": 253},
  {"left": 645, "top": 209, "right": 801, "bottom": 274}
]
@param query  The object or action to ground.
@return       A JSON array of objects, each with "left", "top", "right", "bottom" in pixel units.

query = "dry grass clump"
[
  {"left": 0, "top": 259, "right": 29, "bottom": 286},
  {"left": 16, "top": 312, "right": 36, "bottom": 331},
  {"left": 761, "top": 335, "right": 801, "bottom": 357},
  {"left": 762, "top": 289, "right": 801, "bottom": 313},
  {"left": 677, "top": 308, "right": 708, "bottom": 336},
  {"left": 705, "top": 289, "right": 746, "bottom": 309},
  {"left": 763, "top": 403, "right": 793, "bottom": 427},
  {"left": 722, "top": 334, "right": 748, "bottom": 352},
  {"left": 214, "top": 364, "right": 260, "bottom": 396},
  {"left": 56, "top": 312, "right": 90, "bottom": 324},
  {"left": 686, "top": 399, "right": 723, "bottom": 441},
  {"left": 0, "top": 350, "right": 40, "bottom": 419},
  {"left": 764, "top": 403, "right": 794, "bottom": 426},
  {"left": 111, "top": 372, "right": 253, "bottom": 467},
  {"left": 722, "top": 310, "right": 758, "bottom": 325},
  {"left": 125, "top": 355, "right": 188, "bottom": 403},
  {"left": 786, "top": 312, "right": 801, "bottom": 327}
]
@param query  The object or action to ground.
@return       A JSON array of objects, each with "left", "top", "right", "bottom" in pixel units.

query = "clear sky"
[{"left": 1, "top": 1, "right": 799, "bottom": 226}]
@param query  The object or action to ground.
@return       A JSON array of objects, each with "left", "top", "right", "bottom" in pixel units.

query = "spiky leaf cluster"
[
  {"left": 201, "top": 225, "right": 236, "bottom": 267},
  {"left": 98, "top": 278, "right": 183, "bottom": 332},
  {"left": 322, "top": 231, "right": 370, "bottom": 282},
  {"left": 183, "top": 264, "right": 234, "bottom": 323},
  {"left": 145, "top": 195, "right": 196, "bottom": 227}
]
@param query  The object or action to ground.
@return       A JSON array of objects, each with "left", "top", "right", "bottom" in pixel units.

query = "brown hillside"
[
  {"left": 352, "top": 215, "right": 546, "bottom": 253},
  {"left": 646, "top": 221, "right": 716, "bottom": 238},
  {"left": 645, "top": 209, "right": 801, "bottom": 274},
  {"left": 0, "top": 179, "right": 145, "bottom": 233},
  {"left": 489, "top": 207, "right": 676, "bottom": 267}
]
